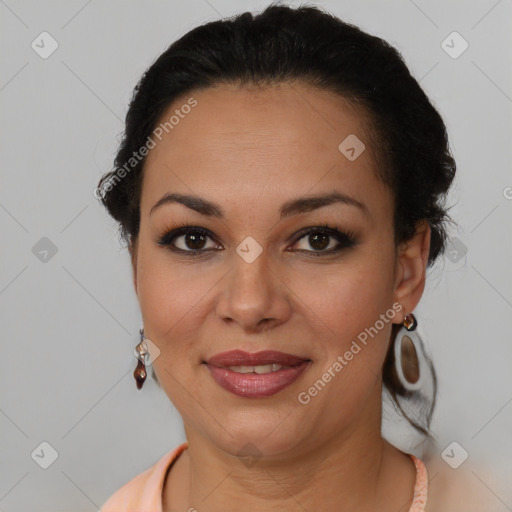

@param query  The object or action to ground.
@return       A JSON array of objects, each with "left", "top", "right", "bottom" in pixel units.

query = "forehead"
[{"left": 141, "top": 82, "right": 388, "bottom": 218}]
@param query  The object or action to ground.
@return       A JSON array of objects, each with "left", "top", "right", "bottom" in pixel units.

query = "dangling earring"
[
  {"left": 394, "top": 312, "right": 427, "bottom": 392},
  {"left": 133, "top": 328, "right": 148, "bottom": 390}
]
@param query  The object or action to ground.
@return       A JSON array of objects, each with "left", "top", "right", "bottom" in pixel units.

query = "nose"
[{"left": 215, "top": 247, "right": 292, "bottom": 332}]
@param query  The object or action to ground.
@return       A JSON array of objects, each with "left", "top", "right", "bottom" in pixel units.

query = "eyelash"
[{"left": 156, "top": 222, "right": 357, "bottom": 258}]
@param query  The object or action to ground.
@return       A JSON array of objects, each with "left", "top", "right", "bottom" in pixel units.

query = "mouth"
[{"left": 203, "top": 350, "right": 312, "bottom": 398}]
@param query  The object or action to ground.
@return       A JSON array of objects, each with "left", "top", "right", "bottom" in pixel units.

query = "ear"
[
  {"left": 393, "top": 220, "right": 431, "bottom": 322},
  {"left": 129, "top": 238, "right": 139, "bottom": 297}
]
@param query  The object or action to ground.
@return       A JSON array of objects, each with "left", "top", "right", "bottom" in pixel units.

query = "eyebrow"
[{"left": 149, "top": 191, "right": 369, "bottom": 219}]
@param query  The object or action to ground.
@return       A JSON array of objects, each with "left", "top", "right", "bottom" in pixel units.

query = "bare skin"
[{"left": 129, "top": 81, "right": 431, "bottom": 511}]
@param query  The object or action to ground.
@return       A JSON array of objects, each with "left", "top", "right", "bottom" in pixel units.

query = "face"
[{"left": 131, "top": 81, "right": 428, "bottom": 458}]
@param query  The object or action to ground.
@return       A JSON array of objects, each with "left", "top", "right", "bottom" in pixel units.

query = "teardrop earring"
[
  {"left": 394, "top": 313, "right": 427, "bottom": 392},
  {"left": 133, "top": 328, "right": 148, "bottom": 390}
]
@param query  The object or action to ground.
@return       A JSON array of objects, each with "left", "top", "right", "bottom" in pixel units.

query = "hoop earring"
[
  {"left": 133, "top": 328, "right": 148, "bottom": 390},
  {"left": 394, "top": 313, "right": 427, "bottom": 392}
]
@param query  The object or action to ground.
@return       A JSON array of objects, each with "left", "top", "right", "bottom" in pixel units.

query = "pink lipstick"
[{"left": 204, "top": 350, "right": 311, "bottom": 398}]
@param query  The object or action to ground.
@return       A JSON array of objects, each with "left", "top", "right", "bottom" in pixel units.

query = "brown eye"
[
  {"left": 306, "top": 232, "right": 331, "bottom": 251},
  {"left": 291, "top": 226, "right": 357, "bottom": 255},
  {"left": 181, "top": 232, "right": 207, "bottom": 250},
  {"left": 157, "top": 227, "right": 221, "bottom": 255}
]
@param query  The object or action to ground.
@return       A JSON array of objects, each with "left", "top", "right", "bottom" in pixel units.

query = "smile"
[{"left": 204, "top": 360, "right": 311, "bottom": 398}]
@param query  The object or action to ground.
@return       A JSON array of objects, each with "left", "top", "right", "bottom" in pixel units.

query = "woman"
[{"left": 97, "top": 4, "right": 470, "bottom": 511}]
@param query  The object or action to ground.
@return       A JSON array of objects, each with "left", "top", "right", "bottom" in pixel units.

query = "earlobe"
[{"left": 393, "top": 220, "right": 431, "bottom": 318}]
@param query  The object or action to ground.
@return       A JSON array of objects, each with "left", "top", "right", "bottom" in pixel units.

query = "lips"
[
  {"left": 203, "top": 350, "right": 312, "bottom": 398},
  {"left": 205, "top": 350, "right": 309, "bottom": 367}
]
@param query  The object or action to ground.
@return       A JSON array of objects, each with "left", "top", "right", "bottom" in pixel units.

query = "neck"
[{"left": 164, "top": 387, "right": 416, "bottom": 512}]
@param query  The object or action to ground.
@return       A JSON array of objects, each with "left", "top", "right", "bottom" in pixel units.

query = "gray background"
[{"left": 1, "top": 0, "right": 511, "bottom": 510}]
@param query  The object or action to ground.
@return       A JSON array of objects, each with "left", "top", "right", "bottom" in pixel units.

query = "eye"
[
  {"left": 157, "top": 223, "right": 357, "bottom": 258},
  {"left": 157, "top": 226, "right": 222, "bottom": 255},
  {"left": 289, "top": 224, "right": 357, "bottom": 255}
]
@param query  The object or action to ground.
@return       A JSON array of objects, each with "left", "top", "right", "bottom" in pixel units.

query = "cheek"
[
  {"left": 136, "top": 243, "right": 212, "bottom": 336},
  {"left": 294, "top": 268, "right": 395, "bottom": 424},
  {"left": 293, "top": 249, "right": 397, "bottom": 401},
  {"left": 293, "top": 252, "right": 395, "bottom": 339}
]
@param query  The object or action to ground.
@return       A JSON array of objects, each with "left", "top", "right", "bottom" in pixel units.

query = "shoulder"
[
  {"left": 422, "top": 451, "right": 499, "bottom": 512},
  {"left": 101, "top": 442, "right": 188, "bottom": 512}
]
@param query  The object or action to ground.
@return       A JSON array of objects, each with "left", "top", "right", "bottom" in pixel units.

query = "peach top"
[{"left": 101, "top": 442, "right": 428, "bottom": 511}]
